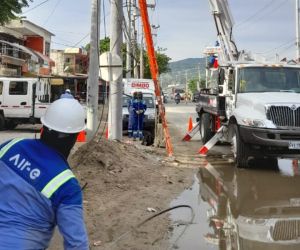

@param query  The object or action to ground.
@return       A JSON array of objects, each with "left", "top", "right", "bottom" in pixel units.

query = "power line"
[
  {"left": 258, "top": 38, "right": 295, "bottom": 55},
  {"left": 235, "top": 0, "right": 274, "bottom": 28},
  {"left": 73, "top": 33, "right": 90, "bottom": 47},
  {"left": 235, "top": 0, "right": 287, "bottom": 30},
  {"left": 23, "top": 0, "right": 52, "bottom": 14},
  {"left": 43, "top": 0, "right": 62, "bottom": 25}
]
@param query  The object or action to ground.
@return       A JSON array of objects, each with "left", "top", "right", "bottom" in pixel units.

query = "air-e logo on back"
[{"left": 9, "top": 154, "right": 41, "bottom": 180}]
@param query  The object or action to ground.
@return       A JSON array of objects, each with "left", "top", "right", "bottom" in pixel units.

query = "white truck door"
[
  {"left": 34, "top": 78, "right": 51, "bottom": 118},
  {"left": 3, "top": 79, "right": 32, "bottom": 118}
]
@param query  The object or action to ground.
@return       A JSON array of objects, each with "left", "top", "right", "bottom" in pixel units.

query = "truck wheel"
[
  {"left": 6, "top": 120, "right": 18, "bottom": 130},
  {"left": 231, "top": 125, "right": 249, "bottom": 168},
  {"left": 0, "top": 114, "right": 5, "bottom": 131},
  {"left": 200, "top": 113, "right": 214, "bottom": 144}
]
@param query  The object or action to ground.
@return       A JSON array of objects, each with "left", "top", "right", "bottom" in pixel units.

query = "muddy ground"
[{"left": 49, "top": 126, "right": 197, "bottom": 249}]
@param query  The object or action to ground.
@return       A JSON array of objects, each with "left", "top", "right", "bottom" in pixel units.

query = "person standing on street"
[
  {"left": 127, "top": 92, "right": 137, "bottom": 138},
  {"left": 60, "top": 88, "right": 74, "bottom": 99},
  {"left": 0, "top": 98, "right": 89, "bottom": 249},
  {"left": 132, "top": 92, "right": 147, "bottom": 140}
]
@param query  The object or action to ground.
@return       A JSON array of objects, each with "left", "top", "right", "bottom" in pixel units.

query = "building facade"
[{"left": 0, "top": 19, "right": 54, "bottom": 77}]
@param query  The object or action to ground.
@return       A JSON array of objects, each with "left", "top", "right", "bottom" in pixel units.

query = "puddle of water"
[{"left": 168, "top": 175, "right": 218, "bottom": 250}]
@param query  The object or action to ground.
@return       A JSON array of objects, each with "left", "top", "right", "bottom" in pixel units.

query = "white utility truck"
[
  {"left": 0, "top": 77, "right": 51, "bottom": 130},
  {"left": 196, "top": 0, "right": 300, "bottom": 167}
]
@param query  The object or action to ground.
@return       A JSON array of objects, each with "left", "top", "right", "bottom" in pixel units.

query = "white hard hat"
[
  {"left": 41, "top": 98, "right": 86, "bottom": 133},
  {"left": 65, "top": 89, "right": 71, "bottom": 93}
]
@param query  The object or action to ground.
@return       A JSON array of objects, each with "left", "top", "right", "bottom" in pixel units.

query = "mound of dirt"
[{"left": 49, "top": 139, "right": 195, "bottom": 250}]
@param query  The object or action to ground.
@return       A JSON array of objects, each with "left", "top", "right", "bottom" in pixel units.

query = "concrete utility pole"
[
  {"left": 140, "top": 32, "right": 144, "bottom": 78},
  {"left": 198, "top": 64, "right": 201, "bottom": 91},
  {"left": 296, "top": 0, "right": 300, "bottom": 61},
  {"left": 185, "top": 70, "right": 188, "bottom": 94},
  {"left": 132, "top": 0, "right": 139, "bottom": 78},
  {"left": 108, "top": 0, "right": 123, "bottom": 140},
  {"left": 126, "top": 0, "right": 132, "bottom": 78},
  {"left": 86, "top": 0, "right": 100, "bottom": 141}
]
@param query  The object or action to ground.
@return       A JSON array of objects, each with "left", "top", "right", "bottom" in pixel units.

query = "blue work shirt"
[
  {"left": 0, "top": 138, "right": 89, "bottom": 250},
  {"left": 60, "top": 93, "right": 74, "bottom": 99}
]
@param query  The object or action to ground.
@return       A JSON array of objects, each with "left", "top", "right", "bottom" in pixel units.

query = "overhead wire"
[
  {"left": 235, "top": 0, "right": 288, "bottom": 30},
  {"left": 23, "top": 0, "right": 52, "bottom": 14},
  {"left": 257, "top": 38, "right": 295, "bottom": 55},
  {"left": 43, "top": 0, "right": 62, "bottom": 25},
  {"left": 235, "top": 0, "right": 274, "bottom": 28}
]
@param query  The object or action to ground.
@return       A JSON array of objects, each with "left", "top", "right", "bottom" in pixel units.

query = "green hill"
[{"left": 161, "top": 58, "right": 206, "bottom": 89}]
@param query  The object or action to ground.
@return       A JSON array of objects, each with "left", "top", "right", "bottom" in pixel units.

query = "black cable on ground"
[{"left": 104, "top": 204, "right": 195, "bottom": 249}]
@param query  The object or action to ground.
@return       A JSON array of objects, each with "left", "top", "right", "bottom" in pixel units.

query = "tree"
[
  {"left": 188, "top": 79, "right": 198, "bottom": 93},
  {"left": 188, "top": 78, "right": 206, "bottom": 93},
  {"left": 85, "top": 38, "right": 171, "bottom": 78},
  {"left": 143, "top": 47, "right": 171, "bottom": 78},
  {"left": 0, "top": 0, "right": 32, "bottom": 25}
]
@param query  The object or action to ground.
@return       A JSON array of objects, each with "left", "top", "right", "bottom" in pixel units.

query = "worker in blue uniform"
[
  {"left": 127, "top": 92, "right": 137, "bottom": 138},
  {"left": 0, "top": 98, "right": 89, "bottom": 250},
  {"left": 60, "top": 88, "right": 74, "bottom": 99},
  {"left": 132, "top": 92, "right": 147, "bottom": 140}
]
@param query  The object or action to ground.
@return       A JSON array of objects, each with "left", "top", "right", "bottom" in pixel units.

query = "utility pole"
[
  {"left": 140, "top": 31, "right": 144, "bottom": 78},
  {"left": 185, "top": 70, "right": 188, "bottom": 94},
  {"left": 86, "top": 0, "right": 100, "bottom": 141},
  {"left": 296, "top": 0, "right": 300, "bottom": 61},
  {"left": 197, "top": 64, "right": 201, "bottom": 91},
  {"left": 132, "top": 0, "right": 139, "bottom": 78},
  {"left": 126, "top": 0, "right": 132, "bottom": 78},
  {"left": 108, "top": 0, "right": 123, "bottom": 140}
]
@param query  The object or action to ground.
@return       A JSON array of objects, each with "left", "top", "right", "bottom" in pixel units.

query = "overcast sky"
[{"left": 23, "top": 0, "right": 297, "bottom": 62}]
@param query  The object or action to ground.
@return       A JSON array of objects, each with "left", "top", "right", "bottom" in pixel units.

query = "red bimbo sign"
[{"left": 131, "top": 82, "right": 150, "bottom": 89}]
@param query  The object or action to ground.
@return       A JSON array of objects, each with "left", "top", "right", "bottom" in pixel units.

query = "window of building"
[
  {"left": 45, "top": 42, "right": 50, "bottom": 56},
  {"left": 9, "top": 81, "right": 28, "bottom": 95}
]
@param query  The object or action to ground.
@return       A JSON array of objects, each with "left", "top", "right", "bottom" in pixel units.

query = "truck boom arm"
[{"left": 208, "top": 0, "right": 239, "bottom": 62}]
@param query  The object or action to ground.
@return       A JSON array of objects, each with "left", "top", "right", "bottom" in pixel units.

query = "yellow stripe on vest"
[
  {"left": 41, "top": 169, "right": 75, "bottom": 198},
  {"left": 0, "top": 138, "right": 25, "bottom": 159}
]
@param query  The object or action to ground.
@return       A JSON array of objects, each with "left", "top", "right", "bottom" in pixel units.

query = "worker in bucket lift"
[
  {"left": 127, "top": 92, "right": 138, "bottom": 138},
  {"left": 0, "top": 98, "right": 89, "bottom": 249},
  {"left": 60, "top": 88, "right": 74, "bottom": 99},
  {"left": 132, "top": 92, "right": 147, "bottom": 140}
]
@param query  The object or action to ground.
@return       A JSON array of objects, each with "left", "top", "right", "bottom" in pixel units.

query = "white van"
[{"left": 0, "top": 77, "right": 51, "bottom": 130}]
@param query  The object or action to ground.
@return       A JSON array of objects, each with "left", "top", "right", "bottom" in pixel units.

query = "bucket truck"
[{"left": 196, "top": 0, "right": 300, "bottom": 167}]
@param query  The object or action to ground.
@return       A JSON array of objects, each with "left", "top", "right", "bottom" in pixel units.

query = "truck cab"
[{"left": 197, "top": 63, "right": 300, "bottom": 167}]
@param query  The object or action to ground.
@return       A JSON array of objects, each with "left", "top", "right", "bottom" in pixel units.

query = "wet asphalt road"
[{"left": 166, "top": 101, "right": 300, "bottom": 250}]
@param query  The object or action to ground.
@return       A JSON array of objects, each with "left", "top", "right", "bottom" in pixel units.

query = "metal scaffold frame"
[{"left": 138, "top": 0, "right": 174, "bottom": 156}]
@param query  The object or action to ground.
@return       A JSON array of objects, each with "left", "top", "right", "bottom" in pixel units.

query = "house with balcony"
[{"left": 0, "top": 19, "right": 55, "bottom": 77}]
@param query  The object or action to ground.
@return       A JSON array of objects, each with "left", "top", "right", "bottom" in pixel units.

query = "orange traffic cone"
[
  {"left": 77, "top": 130, "right": 86, "bottom": 142},
  {"left": 105, "top": 127, "right": 109, "bottom": 139},
  {"left": 188, "top": 116, "right": 193, "bottom": 132}
]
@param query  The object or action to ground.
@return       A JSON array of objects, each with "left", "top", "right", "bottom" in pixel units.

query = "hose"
[{"left": 104, "top": 204, "right": 195, "bottom": 250}]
